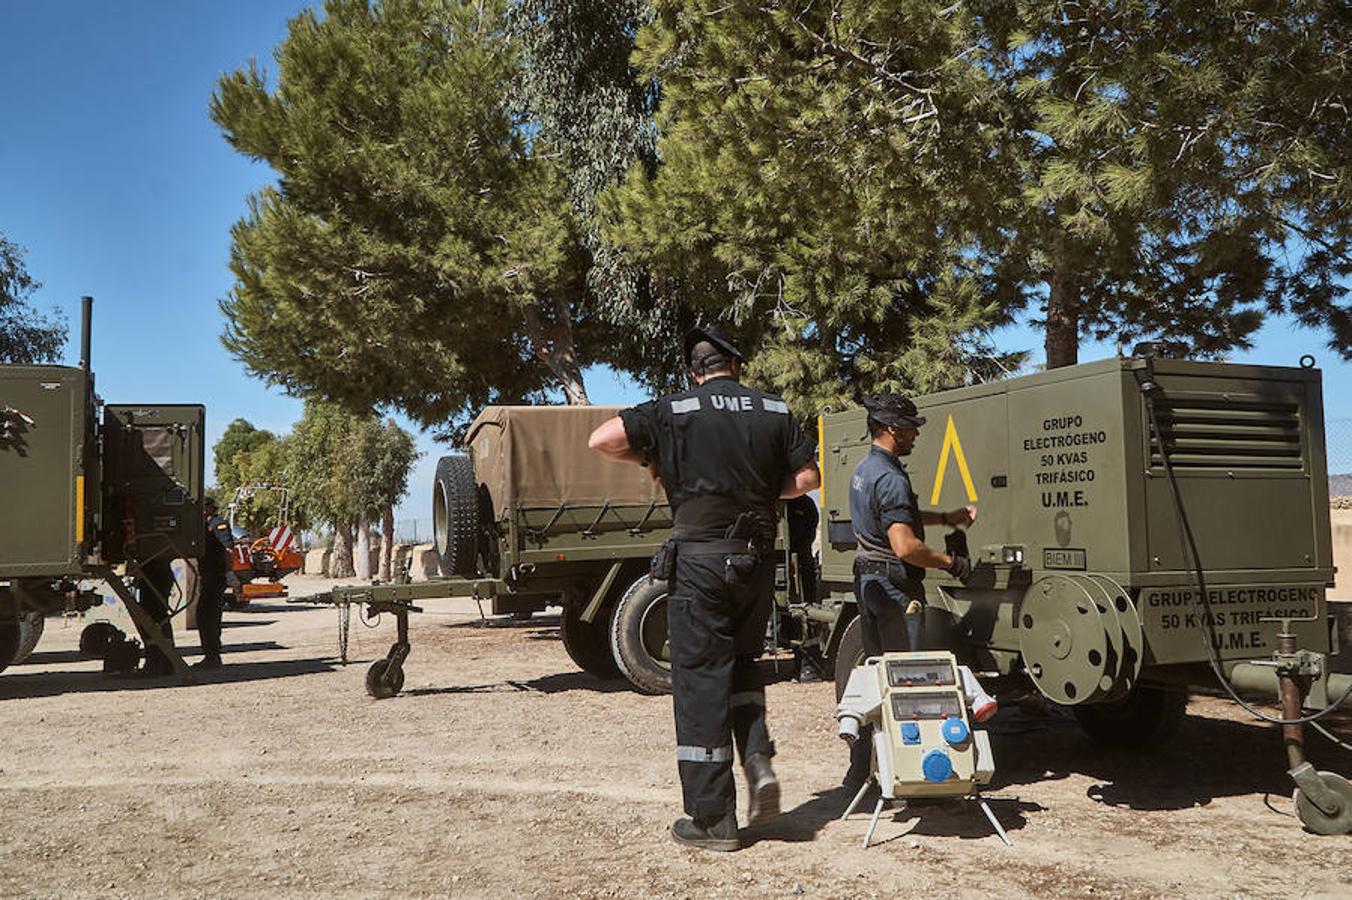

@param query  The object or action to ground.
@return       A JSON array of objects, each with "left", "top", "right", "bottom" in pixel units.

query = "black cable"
[{"left": 1139, "top": 375, "right": 1352, "bottom": 726}]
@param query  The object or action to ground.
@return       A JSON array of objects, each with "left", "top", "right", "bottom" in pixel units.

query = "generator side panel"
[
  {"left": 0, "top": 367, "right": 88, "bottom": 576},
  {"left": 1128, "top": 362, "right": 1332, "bottom": 663},
  {"left": 100, "top": 404, "right": 205, "bottom": 563},
  {"left": 1003, "top": 370, "right": 1132, "bottom": 577}
]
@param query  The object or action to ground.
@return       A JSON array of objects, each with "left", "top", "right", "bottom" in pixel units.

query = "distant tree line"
[
  {"left": 212, "top": 406, "right": 418, "bottom": 579},
  {"left": 212, "top": 0, "right": 1350, "bottom": 428}
]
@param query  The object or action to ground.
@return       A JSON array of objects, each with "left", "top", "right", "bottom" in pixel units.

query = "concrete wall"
[{"left": 301, "top": 543, "right": 439, "bottom": 580}]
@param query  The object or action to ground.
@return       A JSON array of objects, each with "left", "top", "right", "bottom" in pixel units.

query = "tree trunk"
[
  {"left": 522, "top": 297, "right": 590, "bottom": 404},
  {"left": 355, "top": 515, "right": 372, "bottom": 580},
  {"left": 379, "top": 505, "right": 394, "bottom": 581},
  {"left": 1045, "top": 261, "right": 1081, "bottom": 369},
  {"left": 331, "top": 521, "right": 355, "bottom": 578}
]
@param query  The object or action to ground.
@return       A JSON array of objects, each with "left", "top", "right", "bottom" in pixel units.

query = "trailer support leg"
[{"left": 95, "top": 567, "right": 192, "bottom": 683}]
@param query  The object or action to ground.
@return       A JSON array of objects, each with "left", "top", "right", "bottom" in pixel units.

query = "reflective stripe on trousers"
[{"left": 676, "top": 744, "right": 734, "bottom": 763}]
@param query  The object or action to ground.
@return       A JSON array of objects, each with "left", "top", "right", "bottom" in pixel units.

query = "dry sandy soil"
[{"left": 1, "top": 573, "right": 1349, "bottom": 899}]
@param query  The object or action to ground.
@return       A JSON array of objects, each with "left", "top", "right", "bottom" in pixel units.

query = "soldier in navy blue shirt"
[
  {"left": 589, "top": 325, "right": 819, "bottom": 852},
  {"left": 844, "top": 394, "right": 993, "bottom": 788}
]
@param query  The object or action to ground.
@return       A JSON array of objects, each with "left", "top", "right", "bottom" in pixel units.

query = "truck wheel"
[
  {"left": 1071, "top": 683, "right": 1188, "bottom": 749},
  {"left": 561, "top": 603, "right": 621, "bottom": 679},
  {"left": 80, "top": 622, "right": 122, "bottom": 657},
  {"left": 611, "top": 577, "right": 672, "bottom": 694},
  {"left": 0, "top": 616, "right": 18, "bottom": 674},
  {"left": 12, "top": 612, "right": 44, "bottom": 665},
  {"left": 433, "top": 454, "right": 480, "bottom": 578},
  {"left": 833, "top": 616, "right": 865, "bottom": 701}
]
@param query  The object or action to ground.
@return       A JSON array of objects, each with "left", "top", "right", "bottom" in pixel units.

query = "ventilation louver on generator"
[{"left": 1148, "top": 398, "right": 1304, "bottom": 471}]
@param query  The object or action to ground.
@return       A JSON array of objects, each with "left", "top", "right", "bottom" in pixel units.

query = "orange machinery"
[{"left": 226, "top": 483, "right": 304, "bottom": 606}]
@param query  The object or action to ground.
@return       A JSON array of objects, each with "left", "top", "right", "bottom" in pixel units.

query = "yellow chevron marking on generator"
[{"left": 930, "top": 415, "right": 977, "bottom": 506}]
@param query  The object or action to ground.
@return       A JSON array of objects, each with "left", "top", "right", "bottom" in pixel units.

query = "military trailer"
[
  {"left": 817, "top": 351, "right": 1352, "bottom": 833},
  {"left": 0, "top": 297, "right": 205, "bottom": 679},
  {"left": 314, "top": 404, "right": 828, "bottom": 697}
]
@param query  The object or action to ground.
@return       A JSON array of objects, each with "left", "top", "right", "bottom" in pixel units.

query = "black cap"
[
  {"left": 683, "top": 324, "right": 745, "bottom": 370},
  {"left": 862, "top": 394, "right": 926, "bottom": 428},
  {"left": 204, "top": 496, "right": 218, "bottom": 511}
]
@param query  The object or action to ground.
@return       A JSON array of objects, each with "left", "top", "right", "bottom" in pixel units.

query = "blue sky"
[{"left": 3, "top": 2, "right": 1350, "bottom": 525}]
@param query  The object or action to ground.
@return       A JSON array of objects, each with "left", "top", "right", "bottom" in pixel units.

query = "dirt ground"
[{"left": 1, "top": 574, "right": 1349, "bottom": 899}]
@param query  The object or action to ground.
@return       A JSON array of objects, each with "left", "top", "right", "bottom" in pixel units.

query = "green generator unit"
[{"left": 821, "top": 354, "right": 1347, "bottom": 721}]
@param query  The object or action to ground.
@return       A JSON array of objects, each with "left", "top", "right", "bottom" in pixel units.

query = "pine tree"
[{"left": 212, "top": 0, "right": 603, "bottom": 433}]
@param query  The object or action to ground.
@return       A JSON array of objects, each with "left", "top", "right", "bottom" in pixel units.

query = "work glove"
[{"left": 945, "top": 555, "right": 974, "bottom": 584}]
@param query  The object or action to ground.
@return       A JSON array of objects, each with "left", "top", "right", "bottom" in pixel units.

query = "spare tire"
[
  {"left": 433, "top": 454, "right": 480, "bottom": 578},
  {"left": 12, "top": 611, "right": 44, "bottom": 665}
]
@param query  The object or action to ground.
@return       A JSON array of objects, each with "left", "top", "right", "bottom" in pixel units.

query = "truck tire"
[
  {"left": 611, "top": 577, "right": 672, "bottom": 695},
  {"left": 433, "top": 454, "right": 479, "bottom": 578},
  {"left": 561, "top": 602, "right": 621, "bottom": 679},
  {"left": 833, "top": 616, "right": 865, "bottom": 701},
  {"left": 0, "top": 589, "right": 19, "bottom": 672},
  {"left": 1072, "top": 683, "right": 1188, "bottom": 749},
  {"left": 12, "top": 612, "right": 44, "bottom": 665}
]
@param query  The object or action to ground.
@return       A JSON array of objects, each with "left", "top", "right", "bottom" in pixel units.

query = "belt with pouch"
[
  {"left": 854, "top": 556, "right": 920, "bottom": 588},
  {"left": 675, "top": 537, "right": 755, "bottom": 556}
]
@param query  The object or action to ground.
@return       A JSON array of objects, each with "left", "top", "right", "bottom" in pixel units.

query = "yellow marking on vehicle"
[
  {"left": 930, "top": 415, "right": 977, "bottom": 505},
  {"left": 75, "top": 475, "right": 85, "bottom": 543}
]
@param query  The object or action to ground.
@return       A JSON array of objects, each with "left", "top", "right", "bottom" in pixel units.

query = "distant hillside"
[{"left": 1330, "top": 473, "right": 1352, "bottom": 503}]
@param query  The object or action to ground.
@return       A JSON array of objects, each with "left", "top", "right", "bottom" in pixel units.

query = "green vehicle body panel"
[{"left": 817, "top": 356, "right": 1336, "bottom": 685}]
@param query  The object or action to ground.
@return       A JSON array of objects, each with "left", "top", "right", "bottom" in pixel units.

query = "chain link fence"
[
  {"left": 1327, "top": 418, "right": 1352, "bottom": 501},
  {"left": 393, "top": 518, "right": 434, "bottom": 544}
]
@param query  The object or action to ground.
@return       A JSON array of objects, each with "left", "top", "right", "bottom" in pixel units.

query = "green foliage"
[
  {"left": 0, "top": 231, "right": 66, "bottom": 364},
  {"left": 601, "top": 1, "right": 1026, "bottom": 416},
  {"left": 508, "top": 1, "right": 685, "bottom": 390},
  {"left": 212, "top": 0, "right": 603, "bottom": 432},
  {"left": 284, "top": 400, "right": 418, "bottom": 532},
  {"left": 211, "top": 418, "right": 287, "bottom": 535},
  {"left": 605, "top": 0, "right": 1350, "bottom": 383},
  {"left": 213, "top": 418, "right": 277, "bottom": 495}
]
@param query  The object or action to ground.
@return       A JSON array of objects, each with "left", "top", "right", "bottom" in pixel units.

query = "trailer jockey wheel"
[
  {"left": 1294, "top": 772, "right": 1352, "bottom": 835},
  {"left": 365, "top": 658, "right": 405, "bottom": 699}
]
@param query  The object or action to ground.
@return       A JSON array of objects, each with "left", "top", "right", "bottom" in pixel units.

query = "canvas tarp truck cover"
[{"left": 466, "top": 406, "right": 665, "bottom": 515}]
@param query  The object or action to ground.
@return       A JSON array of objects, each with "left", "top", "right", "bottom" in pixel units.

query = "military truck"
[
  {"left": 1, "top": 297, "right": 205, "bottom": 678},
  {"left": 318, "top": 404, "right": 830, "bottom": 696},
  {"left": 816, "top": 351, "right": 1352, "bottom": 833}
]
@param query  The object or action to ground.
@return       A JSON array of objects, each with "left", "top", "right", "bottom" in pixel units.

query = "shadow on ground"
[
  {"left": 742, "top": 785, "right": 1042, "bottom": 847},
  {"left": 0, "top": 657, "right": 336, "bottom": 701},
  {"left": 987, "top": 703, "right": 1352, "bottom": 811}
]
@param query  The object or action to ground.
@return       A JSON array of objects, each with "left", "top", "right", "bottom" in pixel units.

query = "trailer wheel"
[
  {"left": 12, "top": 612, "right": 44, "bottom": 665},
  {"left": 1071, "top": 683, "right": 1188, "bottom": 749},
  {"left": 611, "top": 577, "right": 672, "bottom": 695},
  {"left": 833, "top": 616, "right": 866, "bottom": 701},
  {"left": 365, "top": 659, "right": 405, "bottom": 699},
  {"left": 79, "top": 621, "right": 121, "bottom": 657},
  {"left": 433, "top": 454, "right": 480, "bottom": 578},
  {"left": 561, "top": 602, "right": 621, "bottom": 679}
]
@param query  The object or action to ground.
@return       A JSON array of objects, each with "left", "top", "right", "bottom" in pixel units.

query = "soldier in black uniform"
[
  {"left": 132, "top": 557, "right": 177, "bottom": 676},
  {"left": 195, "top": 497, "right": 233, "bottom": 670},
  {"left": 589, "top": 326, "right": 820, "bottom": 852},
  {"left": 843, "top": 394, "right": 991, "bottom": 788}
]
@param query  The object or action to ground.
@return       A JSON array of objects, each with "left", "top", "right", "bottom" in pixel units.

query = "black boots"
[
  {"left": 671, "top": 810, "right": 739, "bottom": 852},
  {"left": 743, "top": 753, "right": 781, "bottom": 827}
]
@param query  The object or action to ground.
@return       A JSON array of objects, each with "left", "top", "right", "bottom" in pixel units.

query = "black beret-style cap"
[
  {"left": 683, "top": 324, "right": 746, "bottom": 367},
  {"left": 862, "top": 394, "right": 927, "bottom": 428}
]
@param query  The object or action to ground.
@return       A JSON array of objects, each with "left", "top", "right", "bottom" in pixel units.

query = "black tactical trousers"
[
  {"left": 848, "top": 572, "right": 924, "bottom": 780},
  {"left": 667, "top": 550, "right": 776, "bottom": 820},
  {"left": 197, "top": 572, "right": 226, "bottom": 661}
]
